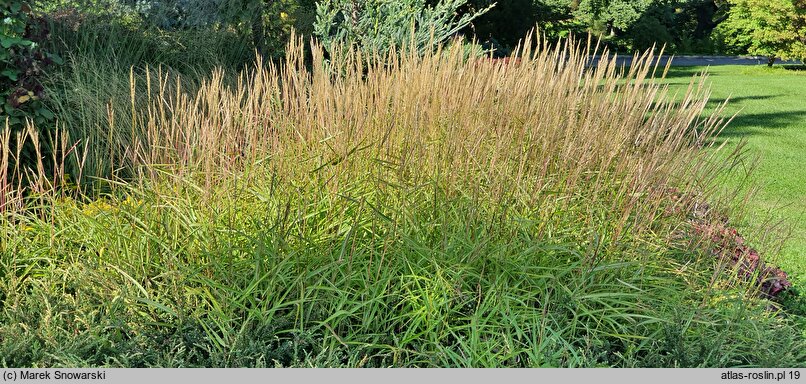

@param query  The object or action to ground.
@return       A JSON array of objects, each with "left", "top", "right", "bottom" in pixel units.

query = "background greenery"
[{"left": 21, "top": 0, "right": 806, "bottom": 59}]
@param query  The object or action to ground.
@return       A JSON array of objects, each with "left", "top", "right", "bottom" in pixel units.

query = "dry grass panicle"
[{"left": 4, "top": 33, "right": 735, "bottom": 239}]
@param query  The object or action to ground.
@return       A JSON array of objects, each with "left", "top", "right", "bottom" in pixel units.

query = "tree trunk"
[
  {"left": 693, "top": 1, "right": 719, "bottom": 38},
  {"left": 767, "top": 56, "right": 776, "bottom": 67}
]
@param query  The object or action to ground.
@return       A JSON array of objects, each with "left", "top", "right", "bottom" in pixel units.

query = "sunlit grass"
[{"left": 1, "top": 34, "right": 803, "bottom": 367}]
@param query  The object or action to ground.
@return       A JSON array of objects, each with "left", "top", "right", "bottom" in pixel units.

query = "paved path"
[{"left": 588, "top": 55, "right": 804, "bottom": 67}]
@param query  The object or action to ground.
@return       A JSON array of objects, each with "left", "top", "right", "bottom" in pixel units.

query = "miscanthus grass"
[{"left": 1, "top": 34, "right": 803, "bottom": 367}]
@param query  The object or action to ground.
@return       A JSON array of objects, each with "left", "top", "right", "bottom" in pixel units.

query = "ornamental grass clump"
[
  {"left": 1, "top": 33, "right": 802, "bottom": 367},
  {"left": 106, "top": 33, "right": 734, "bottom": 240}
]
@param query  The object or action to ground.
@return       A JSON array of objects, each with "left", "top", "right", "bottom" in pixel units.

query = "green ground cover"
[{"left": 663, "top": 66, "right": 806, "bottom": 283}]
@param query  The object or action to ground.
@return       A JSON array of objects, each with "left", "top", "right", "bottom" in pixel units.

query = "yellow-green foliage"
[{"left": 718, "top": 0, "right": 806, "bottom": 64}]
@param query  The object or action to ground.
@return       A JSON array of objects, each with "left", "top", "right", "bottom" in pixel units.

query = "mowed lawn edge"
[{"left": 663, "top": 65, "right": 806, "bottom": 283}]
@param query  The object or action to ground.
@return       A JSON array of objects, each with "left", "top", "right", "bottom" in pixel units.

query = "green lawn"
[{"left": 664, "top": 65, "right": 806, "bottom": 283}]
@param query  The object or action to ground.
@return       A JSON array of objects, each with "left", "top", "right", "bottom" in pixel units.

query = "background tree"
[
  {"left": 574, "top": 0, "right": 652, "bottom": 38},
  {"left": 624, "top": 0, "right": 730, "bottom": 53},
  {"left": 687, "top": 0, "right": 729, "bottom": 39},
  {"left": 106, "top": 0, "right": 305, "bottom": 58},
  {"left": 717, "top": 0, "right": 806, "bottom": 65},
  {"left": 313, "top": 0, "right": 493, "bottom": 56},
  {"left": 452, "top": 0, "right": 732, "bottom": 54},
  {"left": 455, "top": 0, "right": 576, "bottom": 52}
]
